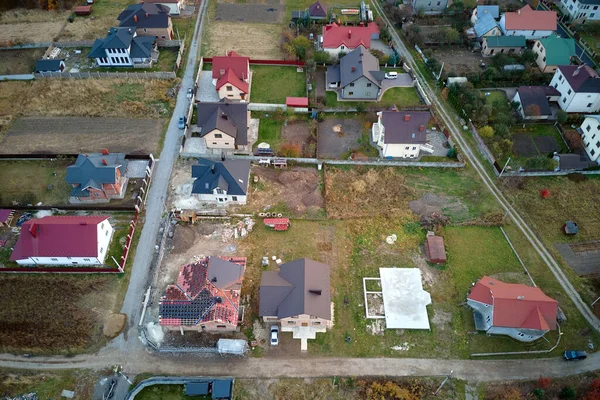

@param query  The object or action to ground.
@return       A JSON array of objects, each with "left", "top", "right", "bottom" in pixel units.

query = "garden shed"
[{"left": 426, "top": 232, "right": 446, "bottom": 264}]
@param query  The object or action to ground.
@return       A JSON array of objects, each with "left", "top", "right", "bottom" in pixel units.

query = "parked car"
[
  {"left": 385, "top": 71, "right": 398, "bottom": 80},
  {"left": 178, "top": 116, "right": 186, "bottom": 129},
  {"left": 187, "top": 88, "right": 193, "bottom": 99},
  {"left": 270, "top": 325, "right": 279, "bottom": 346},
  {"left": 563, "top": 350, "right": 587, "bottom": 361}
]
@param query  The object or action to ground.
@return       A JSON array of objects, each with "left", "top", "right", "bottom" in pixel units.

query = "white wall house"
[
  {"left": 557, "top": 0, "right": 600, "bottom": 22},
  {"left": 88, "top": 27, "right": 155, "bottom": 67},
  {"left": 498, "top": 5, "right": 556, "bottom": 40},
  {"left": 10, "top": 216, "right": 114, "bottom": 266},
  {"left": 550, "top": 65, "right": 600, "bottom": 113},
  {"left": 579, "top": 115, "right": 600, "bottom": 161},
  {"left": 372, "top": 111, "right": 432, "bottom": 158}
]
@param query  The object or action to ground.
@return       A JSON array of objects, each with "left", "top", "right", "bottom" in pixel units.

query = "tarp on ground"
[{"left": 217, "top": 339, "right": 248, "bottom": 355}]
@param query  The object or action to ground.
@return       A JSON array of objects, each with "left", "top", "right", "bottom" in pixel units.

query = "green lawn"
[
  {"left": 136, "top": 385, "right": 191, "bottom": 400},
  {"left": 0, "top": 160, "right": 74, "bottom": 206},
  {"left": 254, "top": 117, "right": 283, "bottom": 151},
  {"left": 250, "top": 65, "right": 307, "bottom": 104},
  {"left": 325, "top": 86, "right": 422, "bottom": 109}
]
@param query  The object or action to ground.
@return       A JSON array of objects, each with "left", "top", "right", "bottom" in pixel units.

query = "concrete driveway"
[
  {"left": 381, "top": 73, "right": 414, "bottom": 91},
  {"left": 197, "top": 71, "right": 219, "bottom": 102},
  {"left": 371, "top": 39, "right": 394, "bottom": 55}
]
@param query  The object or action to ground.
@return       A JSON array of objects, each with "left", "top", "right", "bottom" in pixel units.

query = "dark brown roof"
[
  {"left": 309, "top": 0, "right": 328, "bottom": 17},
  {"left": 380, "top": 111, "right": 430, "bottom": 144},
  {"left": 259, "top": 258, "right": 331, "bottom": 320},
  {"left": 197, "top": 100, "right": 248, "bottom": 145},
  {"left": 559, "top": 65, "right": 600, "bottom": 93},
  {"left": 515, "top": 86, "right": 553, "bottom": 116}
]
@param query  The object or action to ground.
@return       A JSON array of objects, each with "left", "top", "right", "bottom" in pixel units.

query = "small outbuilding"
[
  {"left": 35, "top": 59, "right": 66, "bottom": 73},
  {"left": 74, "top": 5, "right": 93, "bottom": 15},
  {"left": 426, "top": 232, "right": 446, "bottom": 264},
  {"left": 286, "top": 97, "right": 309, "bottom": 108},
  {"left": 264, "top": 218, "right": 290, "bottom": 231},
  {"left": 563, "top": 221, "right": 578, "bottom": 236}
]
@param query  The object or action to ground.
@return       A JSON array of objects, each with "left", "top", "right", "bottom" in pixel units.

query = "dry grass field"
[
  {"left": 204, "top": 21, "right": 282, "bottom": 59},
  {"left": 1, "top": 22, "right": 66, "bottom": 45},
  {"left": 60, "top": 16, "right": 118, "bottom": 41},
  {"left": 0, "top": 48, "right": 45, "bottom": 74},
  {"left": 2, "top": 117, "right": 163, "bottom": 154},
  {"left": 0, "top": 79, "right": 176, "bottom": 119}
]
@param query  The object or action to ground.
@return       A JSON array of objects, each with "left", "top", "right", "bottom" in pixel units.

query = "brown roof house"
[
  {"left": 117, "top": 2, "right": 173, "bottom": 41},
  {"left": 259, "top": 258, "right": 333, "bottom": 351},
  {"left": 512, "top": 86, "right": 560, "bottom": 120},
  {"left": 371, "top": 110, "right": 432, "bottom": 158},
  {"left": 195, "top": 99, "right": 252, "bottom": 152}
]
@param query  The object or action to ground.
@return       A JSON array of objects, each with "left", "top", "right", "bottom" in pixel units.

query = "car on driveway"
[
  {"left": 563, "top": 350, "right": 587, "bottom": 361},
  {"left": 270, "top": 325, "right": 279, "bottom": 346},
  {"left": 385, "top": 72, "right": 398, "bottom": 79}
]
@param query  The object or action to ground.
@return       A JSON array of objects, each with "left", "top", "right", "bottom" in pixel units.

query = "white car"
[
  {"left": 270, "top": 325, "right": 279, "bottom": 346},
  {"left": 385, "top": 72, "right": 398, "bottom": 80},
  {"left": 187, "top": 88, "right": 193, "bottom": 99}
]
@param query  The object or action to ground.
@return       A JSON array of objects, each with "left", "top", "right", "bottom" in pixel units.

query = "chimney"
[
  {"left": 128, "top": 28, "right": 131, "bottom": 34},
  {"left": 211, "top": 164, "right": 216, "bottom": 174},
  {"left": 134, "top": 14, "right": 138, "bottom": 23},
  {"left": 419, "top": 125, "right": 425, "bottom": 132},
  {"left": 348, "top": 29, "right": 352, "bottom": 39},
  {"left": 351, "top": 66, "right": 356, "bottom": 72},
  {"left": 85, "top": 153, "right": 89, "bottom": 157},
  {"left": 517, "top": 9, "right": 520, "bottom": 14},
  {"left": 101, "top": 148, "right": 109, "bottom": 155},
  {"left": 221, "top": 112, "right": 228, "bottom": 120},
  {"left": 517, "top": 295, "right": 525, "bottom": 300},
  {"left": 309, "top": 289, "right": 322, "bottom": 295},
  {"left": 79, "top": 221, "right": 87, "bottom": 226},
  {"left": 28, "top": 222, "right": 37, "bottom": 238},
  {"left": 404, "top": 114, "right": 410, "bottom": 121},
  {"left": 146, "top": 12, "right": 149, "bottom": 18},
  {"left": 102, "top": 158, "right": 108, "bottom": 165}
]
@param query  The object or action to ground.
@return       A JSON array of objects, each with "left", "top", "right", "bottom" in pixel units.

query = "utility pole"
[{"left": 433, "top": 370, "right": 453, "bottom": 396}]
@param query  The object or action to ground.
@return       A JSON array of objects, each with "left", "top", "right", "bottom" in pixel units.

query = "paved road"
[
  {"left": 0, "top": 352, "right": 598, "bottom": 383},
  {"left": 108, "top": 0, "right": 207, "bottom": 358},
  {"left": 370, "top": 0, "right": 600, "bottom": 334}
]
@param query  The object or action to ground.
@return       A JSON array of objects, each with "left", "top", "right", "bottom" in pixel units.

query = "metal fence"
[
  {"left": 468, "top": 122, "right": 500, "bottom": 174},
  {"left": 0, "top": 40, "right": 95, "bottom": 50},
  {"left": 34, "top": 71, "right": 176, "bottom": 79}
]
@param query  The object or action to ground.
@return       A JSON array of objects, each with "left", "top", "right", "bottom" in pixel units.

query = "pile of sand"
[{"left": 103, "top": 313, "right": 126, "bottom": 338}]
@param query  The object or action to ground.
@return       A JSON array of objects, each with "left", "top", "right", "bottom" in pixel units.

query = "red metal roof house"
[
  {"left": 159, "top": 256, "right": 246, "bottom": 332},
  {"left": 320, "top": 22, "right": 380, "bottom": 56},
  {"left": 467, "top": 276, "right": 558, "bottom": 342},
  {"left": 212, "top": 50, "right": 250, "bottom": 101},
  {"left": 10, "top": 216, "right": 114, "bottom": 266},
  {"left": 499, "top": 5, "right": 556, "bottom": 39}
]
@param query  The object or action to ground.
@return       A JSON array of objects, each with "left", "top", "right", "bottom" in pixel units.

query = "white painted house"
[
  {"left": 88, "top": 27, "right": 156, "bottom": 67},
  {"left": 557, "top": 0, "right": 600, "bottom": 22},
  {"left": 499, "top": 5, "right": 556, "bottom": 39},
  {"left": 372, "top": 110, "right": 432, "bottom": 158},
  {"left": 550, "top": 65, "right": 600, "bottom": 113},
  {"left": 579, "top": 115, "right": 600, "bottom": 161},
  {"left": 191, "top": 158, "right": 250, "bottom": 205},
  {"left": 10, "top": 216, "right": 114, "bottom": 266}
]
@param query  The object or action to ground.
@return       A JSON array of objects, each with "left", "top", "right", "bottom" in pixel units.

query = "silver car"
[{"left": 270, "top": 325, "right": 279, "bottom": 346}]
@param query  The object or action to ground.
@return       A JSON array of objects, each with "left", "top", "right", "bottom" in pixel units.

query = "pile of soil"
[
  {"left": 171, "top": 225, "right": 196, "bottom": 254},
  {"left": 409, "top": 192, "right": 469, "bottom": 221},
  {"left": 103, "top": 313, "right": 126, "bottom": 338}
]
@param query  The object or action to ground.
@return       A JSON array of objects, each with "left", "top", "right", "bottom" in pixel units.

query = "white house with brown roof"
[
  {"left": 259, "top": 258, "right": 333, "bottom": 351},
  {"left": 550, "top": 65, "right": 600, "bottom": 113},
  {"left": 467, "top": 276, "right": 558, "bottom": 342},
  {"left": 498, "top": 5, "right": 556, "bottom": 39},
  {"left": 372, "top": 110, "right": 432, "bottom": 158}
]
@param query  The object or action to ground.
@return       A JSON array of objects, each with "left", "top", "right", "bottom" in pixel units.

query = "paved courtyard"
[
  {"left": 317, "top": 118, "right": 362, "bottom": 159},
  {"left": 425, "top": 131, "right": 450, "bottom": 157},
  {"left": 197, "top": 71, "right": 220, "bottom": 102}
]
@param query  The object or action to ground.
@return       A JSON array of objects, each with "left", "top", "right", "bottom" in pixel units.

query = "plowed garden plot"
[
  {"left": 282, "top": 120, "right": 316, "bottom": 157},
  {"left": 245, "top": 166, "right": 324, "bottom": 217},
  {"left": 215, "top": 3, "right": 284, "bottom": 23},
  {"left": 2, "top": 117, "right": 163, "bottom": 154}
]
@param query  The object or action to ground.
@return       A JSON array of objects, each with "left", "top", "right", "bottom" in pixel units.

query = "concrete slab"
[
  {"left": 198, "top": 71, "right": 220, "bottom": 102},
  {"left": 379, "top": 268, "right": 432, "bottom": 330}
]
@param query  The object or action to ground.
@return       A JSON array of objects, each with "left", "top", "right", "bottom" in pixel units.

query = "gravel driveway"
[{"left": 198, "top": 71, "right": 220, "bottom": 102}]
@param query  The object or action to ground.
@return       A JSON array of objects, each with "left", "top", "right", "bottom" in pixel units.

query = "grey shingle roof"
[
  {"left": 339, "top": 45, "right": 382, "bottom": 88},
  {"left": 66, "top": 153, "right": 127, "bottom": 195},
  {"left": 259, "top": 258, "right": 331, "bottom": 320},
  {"left": 117, "top": 3, "right": 171, "bottom": 29},
  {"left": 380, "top": 111, "right": 431, "bottom": 144},
  {"left": 88, "top": 27, "right": 154, "bottom": 59},
  {"left": 197, "top": 100, "right": 248, "bottom": 146},
  {"left": 191, "top": 158, "right": 250, "bottom": 196},
  {"left": 130, "top": 36, "right": 155, "bottom": 58},
  {"left": 208, "top": 257, "right": 244, "bottom": 290}
]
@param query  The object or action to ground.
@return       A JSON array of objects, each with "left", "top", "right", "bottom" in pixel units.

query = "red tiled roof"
[
  {"left": 10, "top": 216, "right": 109, "bottom": 260},
  {"left": 504, "top": 5, "right": 556, "bottom": 31},
  {"left": 468, "top": 276, "right": 557, "bottom": 330},
  {"left": 212, "top": 51, "right": 249, "bottom": 92},
  {"left": 321, "top": 22, "right": 379, "bottom": 50},
  {"left": 215, "top": 68, "right": 249, "bottom": 93}
]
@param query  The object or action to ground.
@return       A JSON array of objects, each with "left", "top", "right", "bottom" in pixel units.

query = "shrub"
[
  {"left": 447, "top": 147, "right": 457, "bottom": 158},
  {"left": 524, "top": 156, "right": 556, "bottom": 171},
  {"left": 567, "top": 173, "right": 587, "bottom": 182},
  {"left": 559, "top": 386, "right": 576, "bottom": 400},
  {"left": 313, "top": 51, "right": 330, "bottom": 64},
  {"left": 530, "top": 388, "right": 545, "bottom": 399},
  {"left": 279, "top": 144, "right": 300, "bottom": 158},
  {"left": 557, "top": 110, "right": 568, "bottom": 124},
  {"left": 479, "top": 125, "right": 495, "bottom": 138}
]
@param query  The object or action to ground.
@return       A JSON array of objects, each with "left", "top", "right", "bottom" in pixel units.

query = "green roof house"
[
  {"left": 482, "top": 36, "right": 526, "bottom": 56},
  {"left": 533, "top": 33, "right": 576, "bottom": 73}
]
